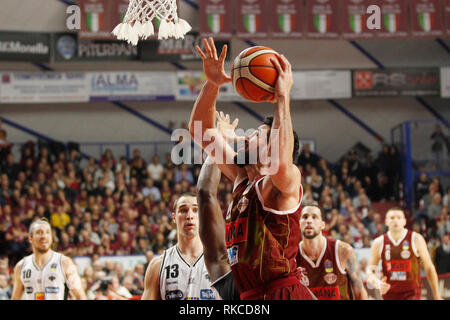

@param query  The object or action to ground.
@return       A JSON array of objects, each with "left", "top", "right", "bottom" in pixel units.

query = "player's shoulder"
[
  {"left": 372, "top": 234, "right": 384, "bottom": 246},
  {"left": 336, "top": 239, "right": 355, "bottom": 258}
]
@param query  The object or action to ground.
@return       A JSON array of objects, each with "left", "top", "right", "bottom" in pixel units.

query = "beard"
[
  {"left": 35, "top": 246, "right": 50, "bottom": 254},
  {"left": 302, "top": 230, "right": 319, "bottom": 239}
]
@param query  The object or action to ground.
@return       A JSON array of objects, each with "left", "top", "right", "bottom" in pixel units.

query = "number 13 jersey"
[{"left": 158, "top": 245, "right": 218, "bottom": 300}]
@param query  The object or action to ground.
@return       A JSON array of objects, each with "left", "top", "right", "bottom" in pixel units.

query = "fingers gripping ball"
[{"left": 231, "top": 46, "right": 280, "bottom": 102}]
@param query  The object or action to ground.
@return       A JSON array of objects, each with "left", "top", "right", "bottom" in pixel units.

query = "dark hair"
[
  {"left": 173, "top": 192, "right": 197, "bottom": 212},
  {"left": 262, "top": 116, "right": 300, "bottom": 161},
  {"left": 301, "top": 202, "right": 325, "bottom": 221}
]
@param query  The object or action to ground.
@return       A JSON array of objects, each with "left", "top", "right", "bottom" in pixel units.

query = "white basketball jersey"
[
  {"left": 159, "top": 245, "right": 218, "bottom": 300},
  {"left": 20, "top": 251, "right": 67, "bottom": 300}
]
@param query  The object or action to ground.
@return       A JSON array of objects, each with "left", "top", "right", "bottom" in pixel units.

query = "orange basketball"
[{"left": 231, "top": 46, "right": 279, "bottom": 102}]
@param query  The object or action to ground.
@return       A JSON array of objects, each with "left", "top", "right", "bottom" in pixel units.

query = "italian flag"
[
  {"left": 87, "top": 12, "right": 102, "bottom": 33},
  {"left": 384, "top": 14, "right": 400, "bottom": 33},
  {"left": 349, "top": 14, "right": 362, "bottom": 34},
  {"left": 208, "top": 14, "right": 223, "bottom": 34},
  {"left": 244, "top": 14, "right": 259, "bottom": 34},
  {"left": 279, "top": 14, "right": 294, "bottom": 33},
  {"left": 154, "top": 18, "right": 161, "bottom": 28},
  {"left": 418, "top": 12, "right": 433, "bottom": 32},
  {"left": 314, "top": 14, "right": 330, "bottom": 34}
]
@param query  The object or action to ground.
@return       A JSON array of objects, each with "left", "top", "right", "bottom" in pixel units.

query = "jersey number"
[
  {"left": 165, "top": 264, "right": 179, "bottom": 279},
  {"left": 23, "top": 269, "right": 31, "bottom": 279}
]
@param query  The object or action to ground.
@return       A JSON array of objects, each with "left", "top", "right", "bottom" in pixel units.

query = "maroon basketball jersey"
[
  {"left": 380, "top": 230, "right": 422, "bottom": 300},
  {"left": 225, "top": 176, "right": 303, "bottom": 294},
  {"left": 296, "top": 237, "right": 352, "bottom": 300}
]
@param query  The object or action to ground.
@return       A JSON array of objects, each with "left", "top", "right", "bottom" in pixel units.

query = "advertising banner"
[
  {"left": 53, "top": 33, "right": 138, "bottom": 62},
  {"left": 235, "top": 0, "right": 269, "bottom": 39},
  {"left": 353, "top": 69, "right": 440, "bottom": 97},
  {"left": 305, "top": 0, "right": 340, "bottom": 39},
  {"left": 139, "top": 32, "right": 230, "bottom": 62},
  {"left": 88, "top": 72, "right": 176, "bottom": 101},
  {"left": 199, "top": 0, "right": 234, "bottom": 39},
  {"left": 340, "top": 0, "right": 377, "bottom": 39},
  {"left": 376, "top": 0, "right": 410, "bottom": 38},
  {"left": 78, "top": 0, "right": 115, "bottom": 40},
  {"left": 410, "top": 0, "right": 444, "bottom": 37},
  {"left": 292, "top": 71, "right": 352, "bottom": 100},
  {"left": 0, "top": 72, "right": 89, "bottom": 103},
  {"left": 270, "top": 0, "right": 303, "bottom": 39},
  {"left": 0, "top": 31, "right": 50, "bottom": 62}
]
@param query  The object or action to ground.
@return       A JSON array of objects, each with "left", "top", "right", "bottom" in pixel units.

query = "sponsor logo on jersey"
[
  {"left": 386, "top": 260, "right": 411, "bottom": 272},
  {"left": 402, "top": 241, "right": 409, "bottom": 251},
  {"left": 50, "top": 263, "right": 57, "bottom": 272},
  {"left": 48, "top": 275, "right": 56, "bottom": 282},
  {"left": 35, "top": 292, "right": 44, "bottom": 300},
  {"left": 25, "top": 287, "right": 33, "bottom": 294},
  {"left": 385, "top": 244, "right": 391, "bottom": 260},
  {"left": 226, "top": 218, "right": 248, "bottom": 246},
  {"left": 45, "top": 286, "right": 59, "bottom": 294},
  {"left": 186, "top": 297, "right": 199, "bottom": 300},
  {"left": 401, "top": 250, "right": 411, "bottom": 259},
  {"left": 227, "top": 245, "right": 239, "bottom": 266},
  {"left": 324, "top": 273, "right": 337, "bottom": 285},
  {"left": 165, "top": 290, "right": 184, "bottom": 300},
  {"left": 200, "top": 289, "right": 216, "bottom": 300},
  {"left": 311, "top": 286, "right": 340, "bottom": 300},
  {"left": 389, "top": 271, "right": 407, "bottom": 281},
  {"left": 324, "top": 259, "right": 333, "bottom": 273},
  {"left": 188, "top": 276, "right": 195, "bottom": 285}
]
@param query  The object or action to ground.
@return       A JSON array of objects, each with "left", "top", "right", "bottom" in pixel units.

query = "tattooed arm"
[{"left": 339, "top": 242, "right": 368, "bottom": 300}]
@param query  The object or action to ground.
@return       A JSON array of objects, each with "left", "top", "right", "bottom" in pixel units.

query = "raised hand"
[
  {"left": 195, "top": 37, "right": 232, "bottom": 87},
  {"left": 215, "top": 111, "right": 244, "bottom": 143},
  {"left": 269, "top": 54, "right": 293, "bottom": 103}
]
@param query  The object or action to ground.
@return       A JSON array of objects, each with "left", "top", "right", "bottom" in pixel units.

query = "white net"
[{"left": 112, "top": 0, "right": 192, "bottom": 45}]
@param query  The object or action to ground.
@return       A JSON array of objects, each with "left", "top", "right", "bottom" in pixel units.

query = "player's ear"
[{"left": 321, "top": 221, "right": 325, "bottom": 231}]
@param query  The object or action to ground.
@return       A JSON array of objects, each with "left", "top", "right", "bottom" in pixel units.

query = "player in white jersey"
[
  {"left": 11, "top": 219, "right": 86, "bottom": 300},
  {"left": 141, "top": 193, "right": 218, "bottom": 300}
]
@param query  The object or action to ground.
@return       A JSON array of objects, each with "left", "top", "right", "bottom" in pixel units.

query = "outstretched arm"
[
  {"left": 339, "top": 242, "right": 368, "bottom": 300},
  {"left": 189, "top": 37, "right": 244, "bottom": 182},
  {"left": 197, "top": 156, "right": 230, "bottom": 283},
  {"left": 415, "top": 233, "right": 443, "bottom": 300},
  {"left": 267, "top": 55, "right": 301, "bottom": 197}
]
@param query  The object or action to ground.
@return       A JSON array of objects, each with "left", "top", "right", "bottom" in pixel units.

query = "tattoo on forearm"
[{"left": 347, "top": 254, "right": 364, "bottom": 290}]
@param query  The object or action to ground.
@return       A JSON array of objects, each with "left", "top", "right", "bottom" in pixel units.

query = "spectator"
[
  {"left": 434, "top": 235, "right": 450, "bottom": 275},
  {"left": 297, "top": 143, "right": 319, "bottom": 168},
  {"left": 50, "top": 205, "right": 71, "bottom": 232},
  {"left": 141, "top": 178, "right": 161, "bottom": 201},
  {"left": 427, "top": 193, "right": 443, "bottom": 223},
  {"left": 5, "top": 216, "right": 28, "bottom": 264},
  {"left": 0, "top": 274, "right": 11, "bottom": 300},
  {"left": 147, "top": 155, "right": 164, "bottom": 186},
  {"left": 443, "top": 187, "right": 450, "bottom": 208},
  {"left": 430, "top": 124, "right": 449, "bottom": 169}
]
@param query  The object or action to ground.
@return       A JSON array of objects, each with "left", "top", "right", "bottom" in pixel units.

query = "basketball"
[{"left": 231, "top": 46, "right": 279, "bottom": 102}]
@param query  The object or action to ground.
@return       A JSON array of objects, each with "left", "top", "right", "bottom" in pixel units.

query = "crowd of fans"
[{"left": 0, "top": 120, "right": 448, "bottom": 299}]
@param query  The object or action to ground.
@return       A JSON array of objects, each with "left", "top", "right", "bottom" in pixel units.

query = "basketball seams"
[{"left": 232, "top": 47, "right": 278, "bottom": 102}]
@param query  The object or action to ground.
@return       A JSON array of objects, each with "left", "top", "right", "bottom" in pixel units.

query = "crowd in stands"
[{"left": 0, "top": 119, "right": 448, "bottom": 299}]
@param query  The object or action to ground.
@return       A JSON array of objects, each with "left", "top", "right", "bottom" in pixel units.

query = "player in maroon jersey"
[
  {"left": 296, "top": 205, "right": 368, "bottom": 300},
  {"left": 189, "top": 38, "right": 315, "bottom": 300},
  {"left": 367, "top": 207, "right": 442, "bottom": 300}
]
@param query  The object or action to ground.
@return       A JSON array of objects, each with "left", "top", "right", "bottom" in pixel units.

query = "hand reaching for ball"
[
  {"left": 195, "top": 37, "right": 232, "bottom": 87},
  {"left": 269, "top": 54, "right": 293, "bottom": 103},
  {"left": 215, "top": 111, "right": 244, "bottom": 143}
]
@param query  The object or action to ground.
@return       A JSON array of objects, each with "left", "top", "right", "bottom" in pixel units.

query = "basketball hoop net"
[{"left": 112, "top": 0, "right": 192, "bottom": 45}]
